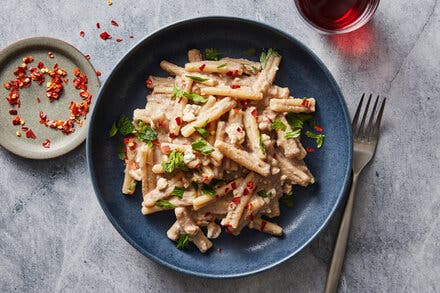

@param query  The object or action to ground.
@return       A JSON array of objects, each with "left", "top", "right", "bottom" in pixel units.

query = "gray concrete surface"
[{"left": 0, "top": 0, "right": 439, "bottom": 292}]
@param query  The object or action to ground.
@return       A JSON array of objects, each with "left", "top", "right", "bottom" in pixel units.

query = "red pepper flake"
[
  {"left": 236, "top": 126, "right": 242, "bottom": 133},
  {"left": 246, "top": 181, "right": 254, "bottom": 189},
  {"left": 84, "top": 54, "right": 91, "bottom": 60},
  {"left": 48, "top": 52, "right": 54, "bottom": 58},
  {"left": 110, "top": 20, "right": 119, "bottom": 26},
  {"left": 37, "top": 62, "right": 44, "bottom": 69},
  {"left": 123, "top": 137, "right": 130, "bottom": 145},
  {"left": 145, "top": 78, "right": 152, "bottom": 88},
  {"left": 25, "top": 129, "right": 36, "bottom": 139},
  {"left": 233, "top": 70, "right": 239, "bottom": 77},
  {"left": 260, "top": 220, "right": 267, "bottom": 231},
  {"left": 233, "top": 108, "right": 240, "bottom": 114},
  {"left": 21, "top": 126, "right": 28, "bottom": 131},
  {"left": 96, "top": 22, "right": 101, "bottom": 29},
  {"left": 99, "top": 31, "right": 112, "bottom": 40},
  {"left": 224, "top": 225, "right": 233, "bottom": 234},
  {"left": 9, "top": 109, "right": 17, "bottom": 115},
  {"left": 301, "top": 99, "right": 311, "bottom": 108},
  {"left": 243, "top": 188, "right": 250, "bottom": 196},
  {"left": 199, "top": 64, "right": 206, "bottom": 71},
  {"left": 265, "top": 115, "right": 273, "bottom": 123},
  {"left": 251, "top": 109, "right": 258, "bottom": 118},
  {"left": 168, "top": 132, "right": 175, "bottom": 139},
  {"left": 175, "top": 117, "right": 182, "bottom": 126},
  {"left": 247, "top": 213, "right": 254, "bottom": 221},
  {"left": 306, "top": 147, "right": 315, "bottom": 153},
  {"left": 36, "top": 97, "right": 41, "bottom": 103},
  {"left": 231, "top": 181, "right": 237, "bottom": 189},
  {"left": 116, "top": 38, "right": 122, "bottom": 42},
  {"left": 245, "top": 203, "right": 253, "bottom": 211},
  {"left": 12, "top": 116, "right": 21, "bottom": 125},
  {"left": 226, "top": 71, "right": 232, "bottom": 77},
  {"left": 128, "top": 141, "right": 137, "bottom": 151},
  {"left": 314, "top": 125, "right": 323, "bottom": 132},
  {"left": 152, "top": 140, "right": 160, "bottom": 146},
  {"left": 230, "top": 84, "right": 241, "bottom": 89},
  {"left": 95, "top": 70, "right": 102, "bottom": 76},
  {"left": 42, "top": 138, "right": 51, "bottom": 148},
  {"left": 232, "top": 197, "right": 241, "bottom": 204},
  {"left": 22, "top": 56, "right": 33, "bottom": 63},
  {"left": 3, "top": 82, "right": 11, "bottom": 90},
  {"left": 162, "top": 145, "right": 171, "bottom": 153},
  {"left": 224, "top": 187, "right": 230, "bottom": 193},
  {"left": 79, "top": 31, "right": 85, "bottom": 37},
  {"left": 157, "top": 120, "right": 164, "bottom": 127},
  {"left": 129, "top": 35, "right": 134, "bottom": 39}
]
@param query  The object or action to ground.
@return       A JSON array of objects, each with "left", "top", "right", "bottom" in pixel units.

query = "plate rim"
[
  {"left": 0, "top": 36, "right": 100, "bottom": 160},
  {"left": 86, "top": 16, "right": 353, "bottom": 278}
]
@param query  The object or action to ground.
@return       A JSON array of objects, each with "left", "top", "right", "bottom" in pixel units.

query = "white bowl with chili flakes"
[{"left": 0, "top": 37, "right": 100, "bottom": 159}]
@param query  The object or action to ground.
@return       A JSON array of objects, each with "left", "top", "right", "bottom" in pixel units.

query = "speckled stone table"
[{"left": 1, "top": 1, "right": 439, "bottom": 292}]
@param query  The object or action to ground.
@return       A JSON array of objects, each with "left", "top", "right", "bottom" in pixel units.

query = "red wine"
[{"left": 296, "top": 0, "right": 379, "bottom": 31}]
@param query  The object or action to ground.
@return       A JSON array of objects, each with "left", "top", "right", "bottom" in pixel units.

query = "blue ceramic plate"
[{"left": 87, "top": 17, "right": 352, "bottom": 278}]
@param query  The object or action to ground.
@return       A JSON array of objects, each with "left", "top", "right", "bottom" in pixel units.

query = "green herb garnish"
[
  {"left": 137, "top": 120, "right": 157, "bottom": 146},
  {"left": 185, "top": 75, "right": 208, "bottom": 82},
  {"left": 155, "top": 200, "right": 176, "bottom": 209},
  {"left": 171, "top": 186, "right": 185, "bottom": 198},
  {"left": 259, "top": 135, "right": 266, "bottom": 155},
  {"left": 191, "top": 138, "right": 214, "bottom": 155},
  {"left": 285, "top": 113, "right": 314, "bottom": 130},
  {"left": 244, "top": 48, "right": 256, "bottom": 56},
  {"left": 216, "top": 63, "right": 227, "bottom": 69},
  {"left": 251, "top": 65, "right": 259, "bottom": 74},
  {"left": 305, "top": 131, "right": 325, "bottom": 148},
  {"left": 162, "top": 150, "right": 186, "bottom": 173},
  {"left": 194, "top": 120, "right": 210, "bottom": 138},
  {"left": 109, "top": 122, "right": 118, "bottom": 137},
  {"left": 205, "top": 48, "right": 220, "bottom": 61},
  {"left": 270, "top": 119, "right": 287, "bottom": 131},
  {"left": 191, "top": 181, "right": 199, "bottom": 190},
  {"left": 176, "top": 233, "right": 190, "bottom": 250},
  {"left": 172, "top": 83, "right": 208, "bottom": 104},
  {"left": 257, "top": 190, "right": 270, "bottom": 198},
  {"left": 201, "top": 184, "right": 216, "bottom": 196},
  {"left": 116, "top": 114, "right": 135, "bottom": 136},
  {"left": 259, "top": 48, "right": 280, "bottom": 69},
  {"left": 285, "top": 129, "right": 302, "bottom": 139},
  {"left": 128, "top": 181, "right": 137, "bottom": 191},
  {"left": 279, "top": 192, "right": 294, "bottom": 207}
]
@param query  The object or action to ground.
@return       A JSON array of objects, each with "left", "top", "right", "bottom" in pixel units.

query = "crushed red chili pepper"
[
  {"left": 96, "top": 22, "right": 101, "bottom": 29},
  {"left": 48, "top": 52, "right": 54, "bottom": 58},
  {"left": 175, "top": 117, "right": 182, "bottom": 126},
  {"left": 260, "top": 220, "right": 267, "bottom": 231},
  {"left": 42, "top": 138, "right": 51, "bottom": 148},
  {"left": 243, "top": 188, "right": 250, "bottom": 195},
  {"left": 230, "top": 84, "right": 240, "bottom": 89},
  {"left": 22, "top": 56, "right": 33, "bottom": 63},
  {"left": 116, "top": 38, "right": 122, "bottom": 42},
  {"left": 37, "top": 62, "right": 44, "bottom": 69},
  {"left": 251, "top": 108, "right": 258, "bottom": 118},
  {"left": 246, "top": 181, "right": 254, "bottom": 189},
  {"left": 301, "top": 99, "right": 311, "bottom": 108},
  {"left": 12, "top": 116, "right": 21, "bottom": 125},
  {"left": 36, "top": 97, "right": 41, "bottom": 103},
  {"left": 232, "top": 197, "right": 241, "bottom": 204},
  {"left": 231, "top": 181, "right": 237, "bottom": 189},
  {"left": 95, "top": 70, "right": 102, "bottom": 76},
  {"left": 306, "top": 147, "right": 315, "bottom": 153},
  {"left": 146, "top": 78, "right": 152, "bottom": 88},
  {"left": 85, "top": 54, "right": 91, "bottom": 60},
  {"left": 247, "top": 213, "right": 254, "bottom": 221},
  {"left": 9, "top": 109, "right": 17, "bottom": 115},
  {"left": 25, "top": 129, "right": 36, "bottom": 139},
  {"left": 46, "top": 63, "right": 67, "bottom": 102},
  {"left": 314, "top": 125, "right": 323, "bottom": 132},
  {"left": 168, "top": 132, "right": 176, "bottom": 139},
  {"left": 99, "top": 31, "right": 112, "bottom": 40},
  {"left": 129, "top": 35, "right": 134, "bottom": 39},
  {"left": 110, "top": 20, "right": 119, "bottom": 26},
  {"left": 79, "top": 31, "right": 85, "bottom": 37},
  {"left": 199, "top": 64, "right": 206, "bottom": 71}
]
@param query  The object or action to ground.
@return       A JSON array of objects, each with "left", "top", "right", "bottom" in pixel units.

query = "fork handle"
[{"left": 324, "top": 173, "right": 359, "bottom": 293}]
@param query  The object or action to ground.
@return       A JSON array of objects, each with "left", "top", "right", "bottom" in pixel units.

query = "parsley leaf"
[
  {"left": 191, "top": 138, "right": 214, "bottom": 155},
  {"left": 117, "top": 114, "right": 135, "bottom": 136},
  {"left": 185, "top": 75, "right": 208, "bottom": 82},
  {"left": 155, "top": 200, "right": 176, "bottom": 209},
  {"left": 116, "top": 141, "right": 125, "bottom": 160},
  {"left": 285, "top": 113, "right": 314, "bottom": 130},
  {"left": 251, "top": 65, "right": 259, "bottom": 74},
  {"left": 271, "top": 119, "right": 287, "bottom": 131},
  {"left": 260, "top": 48, "right": 280, "bottom": 69},
  {"left": 305, "top": 131, "right": 325, "bottom": 148},
  {"left": 259, "top": 135, "right": 266, "bottom": 155},
  {"left": 244, "top": 48, "right": 256, "bottom": 56},
  {"left": 216, "top": 63, "right": 227, "bottom": 69},
  {"left": 137, "top": 120, "right": 157, "bottom": 145},
  {"left": 171, "top": 83, "right": 184, "bottom": 99},
  {"left": 279, "top": 192, "right": 294, "bottom": 207},
  {"left": 201, "top": 184, "right": 216, "bottom": 196},
  {"left": 162, "top": 150, "right": 186, "bottom": 173},
  {"left": 205, "top": 48, "right": 220, "bottom": 61},
  {"left": 194, "top": 120, "right": 210, "bottom": 138},
  {"left": 285, "top": 129, "right": 302, "bottom": 139},
  {"left": 128, "top": 181, "right": 137, "bottom": 191},
  {"left": 171, "top": 186, "right": 185, "bottom": 198},
  {"left": 257, "top": 190, "right": 270, "bottom": 198},
  {"left": 183, "top": 92, "right": 208, "bottom": 104},
  {"left": 177, "top": 234, "right": 190, "bottom": 250},
  {"left": 109, "top": 122, "right": 118, "bottom": 137}
]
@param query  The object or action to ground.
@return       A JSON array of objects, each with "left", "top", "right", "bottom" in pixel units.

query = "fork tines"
[{"left": 352, "top": 94, "right": 386, "bottom": 141}]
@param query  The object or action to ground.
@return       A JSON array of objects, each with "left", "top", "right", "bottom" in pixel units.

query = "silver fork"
[{"left": 324, "top": 94, "right": 386, "bottom": 293}]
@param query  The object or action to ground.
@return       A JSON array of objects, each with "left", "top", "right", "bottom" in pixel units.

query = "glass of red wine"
[{"left": 295, "top": 0, "right": 380, "bottom": 34}]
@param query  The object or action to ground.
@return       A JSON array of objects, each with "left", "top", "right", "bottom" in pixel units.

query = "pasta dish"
[{"left": 110, "top": 48, "right": 324, "bottom": 253}]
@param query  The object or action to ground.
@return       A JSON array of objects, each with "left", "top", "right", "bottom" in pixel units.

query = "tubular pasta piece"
[
  {"left": 185, "top": 61, "right": 243, "bottom": 75},
  {"left": 160, "top": 60, "right": 185, "bottom": 76},
  {"left": 201, "top": 85, "right": 263, "bottom": 100},
  {"left": 278, "top": 153, "right": 315, "bottom": 187},
  {"left": 193, "top": 178, "right": 242, "bottom": 210},
  {"left": 220, "top": 57, "right": 261, "bottom": 75},
  {"left": 147, "top": 75, "right": 174, "bottom": 88},
  {"left": 248, "top": 218, "right": 283, "bottom": 236},
  {"left": 187, "top": 49, "right": 203, "bottom": 62},
  {"left": 252, "top": 54, "right": 281, "bottom": 94},
  {"left": 269, "top": 98, "right": 316, "bottom": 113},
  {"left": 180, "top": 97, "right": 236, "bottom": 137},
  {"left": 267, "top": 85, "right": 290, "bottom": 99},
  {"left": 276, "top": 116, "right": 306, "bottom": 160},
  {"left": 243, "top": 107, "right": 265, "bottom": 159},
  {"left": 215, "top": 141, "right": 270, "bottom": 176},
  {"left": 230, "top": 194, "right": 269, "bottom": 235},
  {"left": 175, "top": 207, "right": 212, "bottom": 253}
]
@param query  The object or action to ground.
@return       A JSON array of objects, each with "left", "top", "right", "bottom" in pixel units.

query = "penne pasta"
[
  {"left": 201, "top": 85, "right": 263, "bottom": 100},
  {"left": 270, "top": 98, "right": 316, "bottom": 113}
]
